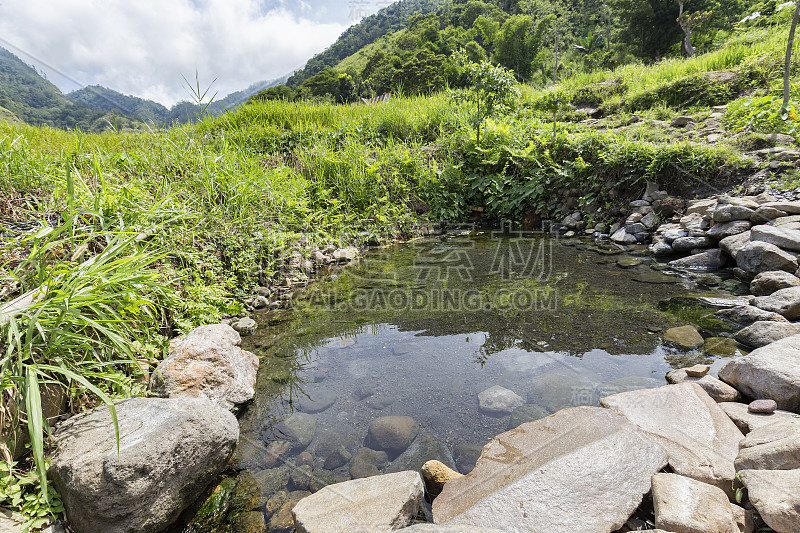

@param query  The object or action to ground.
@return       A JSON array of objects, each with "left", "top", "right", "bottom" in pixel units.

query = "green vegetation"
[{"left": 3, "top": 0, "right": 800, "bottom": 527}]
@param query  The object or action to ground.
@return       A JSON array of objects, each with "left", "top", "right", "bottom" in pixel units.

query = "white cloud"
[{"left": 0, "top": 0, "right": 349, "bottom": 105}]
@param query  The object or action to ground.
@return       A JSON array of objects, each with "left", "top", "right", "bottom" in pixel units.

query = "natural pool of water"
[{"left": 233, "top": 229, "right": 745, "bottom": 526}]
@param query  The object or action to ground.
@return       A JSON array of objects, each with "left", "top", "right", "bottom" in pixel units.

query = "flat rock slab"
[
  {"left": 652, "top": 473, "right": 738, "bottom": 533},
  {"left": 150, "top": 324, "right": 259, "bottom": 410},
  {"left": 718, "top": 334, "right": 800, "bottom": 412},
  {"left": 600, "top": 383, "right": 744, "bottom": 494},
  {"left": 718, "top": 402, "right": 796, "bottom": 435},
  {"left": 735, "top": 418, "right": 800, "bottom": 471},
  {"left": 292, "top": 470, "right": 423, "bottom": 532},
  {"left": 432, "top": 407, "right": 668, "bottom": 533},
  {"left": 751, "top": 224, "right": 800, "bottom": 252},
  {"left": 738, "top": 469, "right": 800, "bottom": 533},
  {"left": 49, "top": 397, "right": 238, "bottom": 533}
]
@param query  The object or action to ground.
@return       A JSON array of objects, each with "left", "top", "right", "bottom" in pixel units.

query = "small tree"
[
  {"left": 453, "top": 49, "right": 520, "bottom": 143},
  {"left": 676, "top": 0, "right": 712, "bottom": 57}
]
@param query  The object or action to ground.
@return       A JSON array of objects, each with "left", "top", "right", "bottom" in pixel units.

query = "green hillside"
[
  {"left": 66, "top": 85, "right": 169, "bottom": 124},
  {"left": 285, "top": 0, "right": 449, "bottom": 88},
  {"left": 0, "top": 104, "right": 19, "bottom": 123},
  {"left": 261, "top": 0, "right": 767, "bottom": 104},
  {"left": 0, "top": 47, "right": 109, "bottom": 129}
]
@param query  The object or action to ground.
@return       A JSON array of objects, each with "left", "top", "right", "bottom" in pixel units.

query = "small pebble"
[
  {"left": 647, "top": 326, "right": 663, "bottom": 333},
  {"left": 685, "top": 364, "right": 710, "bottom": 378},
  {"left": 748, "top": 399, "right": 778, "bottom": 414}
]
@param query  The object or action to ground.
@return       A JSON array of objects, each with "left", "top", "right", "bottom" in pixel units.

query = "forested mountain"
[
  {"left": 0, "top": 45, "right": 286, "bottom": 130},
  {"left": 66, "top": 86, "right": 169, "bottom": 125},
  {"left": 65, "top": 77, "right": 286, "bottom": 126},
  {"left": 286, "top": 0, "right": 450, "bottom": 88},
  {"left": 256, "top": 0, "right": 760, "bottom": 104},
  {"left": 0, "top": 47, "right": 115, "bottom": 129}
]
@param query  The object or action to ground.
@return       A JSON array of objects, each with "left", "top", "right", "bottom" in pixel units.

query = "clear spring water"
[{"left": 234, "top": 230, "right": 743, "bottom": 524}]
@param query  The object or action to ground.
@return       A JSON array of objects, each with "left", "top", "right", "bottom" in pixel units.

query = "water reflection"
[{"left": 236, "top": 232, "right": 735, "bottom": 529}]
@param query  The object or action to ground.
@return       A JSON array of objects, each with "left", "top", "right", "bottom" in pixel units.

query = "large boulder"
[
  {"left": 717, "top": 334, "right": 800, "bottom": 412},
  {"left": 750, "top": 286, "right": 800, "bottom": 319},
  {"left": 291, "top": 470, "right": 423, "bottom": 532},
  {"left": 600, "top": 383, "right": 744, "bottom": 494},
  {"left": 750, "top": 270, "right": 800, "bottom": 296},
  {"left": 432, "top": 407, "right": 668, "bottom": 532},
  {"left": 48, "top": 397, "right": 238, "bottom": 533},
  {"left": 736, "top": 242, "right": 798, "bottom": 274},
  {"left": 150, "top": 324, "right": 259, "bottom": 410},
  {"left": 715, "top": 305, "right": 788, "bottom": 326},
  {"left": 720, "top": 231, "right": 752, "bottom": 258},
  {"left": 735, "top": 418, "right": 800, "bottom": 471},
  {"left": 718, "top": 402, "right": 797, "bottom": 434},
  {"left": 751, "top": 224, "right": 800, "bottom": 252},
  {"left": 738, "top": 469, "right": 800, "bottom": 533},
  {"left": 651, "top": 473, "right": 738, "bottom": 533},
  {"left": 671, "top": 236, "right": 712, "bottom": 252},
  {"left": 714, "top": 205, "right": 755, "bottom": 223},
  {"left": 735, "top": 321, "right": 800, "bottom": 348}
]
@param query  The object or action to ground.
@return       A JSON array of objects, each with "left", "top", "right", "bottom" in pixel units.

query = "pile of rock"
[
  {"left": 47, "top": 323, "right": 260, "bottom": 533},
  {"left": 243, "top": 245, "right": 360, "bottom": 313},
  {"left": 607, "top": 188, "right": 677, "bottom": 244},
  {"left": 648, "top": 194, "right": 800, "bottom": 273}
]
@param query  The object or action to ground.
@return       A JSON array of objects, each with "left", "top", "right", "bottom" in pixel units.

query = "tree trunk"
[
  {"left": 678, "top": 0, "right": 696, "bottom": 57},
  {"left": 785, "top": 0, "right": 800, "bottom": 108}
]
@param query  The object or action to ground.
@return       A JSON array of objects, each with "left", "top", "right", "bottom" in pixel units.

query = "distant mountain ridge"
[
  {"left": 65, "top": 77, "right": 287, "bottom": 126},
  {"left": 0, "top": 45, "right": 286, "bottom": 130}
]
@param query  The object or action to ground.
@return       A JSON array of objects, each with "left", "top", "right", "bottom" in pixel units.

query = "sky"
[{"left": 0, "top": 0, "right": 392, "bottom": 106}]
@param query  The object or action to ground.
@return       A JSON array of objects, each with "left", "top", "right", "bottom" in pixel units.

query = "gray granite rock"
[
  {"left": 751, "top": 270, "right": 800, "bottom": 296},
  {"left": 652, "top": 473, "right": 738, "bottom": 533},
  {"left": 718, "top": 334, "right": 800, "bottom": 412},
  {"left": 751, "top": 286, "right": 800, "bottom": 319},
  {"left": 735, "top": 418, "right": 800, "bottom": 471},
  {"left": 715, "top": 305, "right": 789, "bottom": 326},
  {"left": 49, "top": 398, "right": 238, "bottom": 533},
  {"left": 737, "top": 242, "right": 798, "bottom": 274},
  {"left": 738, "top": 469, "right": 800, "bottom": 533},
  {"left": 292, "top": 471, "right": 423, "bottom": 532},
  {"left": 600, "top": 383, "right": 744, "bottom": 494},
  {"left": 150, "top": 324, "right": 259, "bottom": 410},
  {"left": 735, "top": 321, "right": 800, "bottom": 348},
  {"left": 432, "top": 407, "right": 668, "bottom": 533}
]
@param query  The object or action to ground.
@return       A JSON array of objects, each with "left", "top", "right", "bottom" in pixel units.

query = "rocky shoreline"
[{"left": 12, "top": 190, "right": 800, "bottom": 532}]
